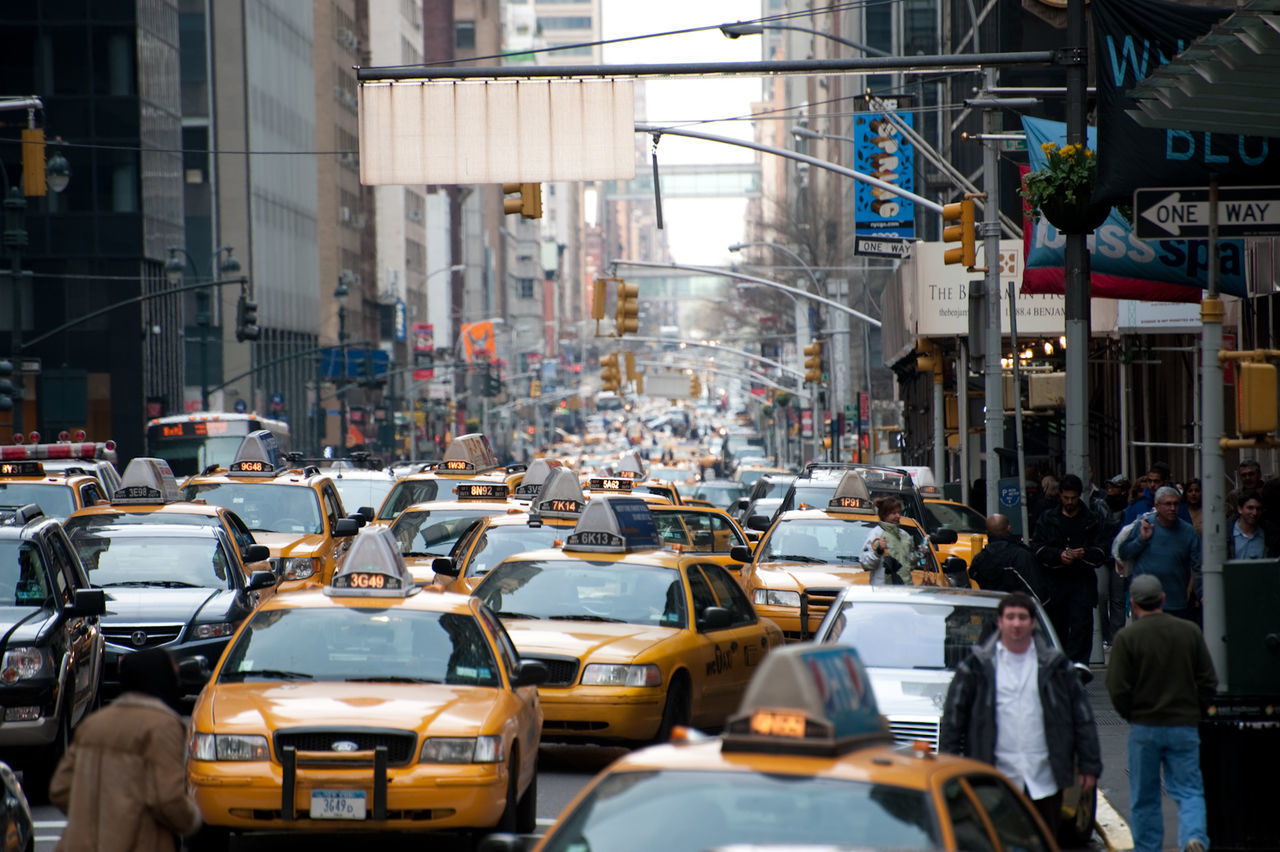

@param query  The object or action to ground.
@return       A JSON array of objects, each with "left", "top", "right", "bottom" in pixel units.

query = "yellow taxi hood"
[
  {"left": 753, "top": 563, "right": 866, "bottom": 591},
  {"left": 209, "top": 682, "right": 501, "bottom": 732},
  {"left": 251, "top": 531, "right": 329, "bottom": 557},
  {"left": 501, "top": 621, "right": 678, "bottom": 662}
]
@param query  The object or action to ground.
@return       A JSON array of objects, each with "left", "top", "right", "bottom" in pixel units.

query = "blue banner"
[
  {"left": 853, "top": 107, "right": 915, "bottom": 240},
  {"left": 319, "top": 347, "right": 391, "bottom": 380}
]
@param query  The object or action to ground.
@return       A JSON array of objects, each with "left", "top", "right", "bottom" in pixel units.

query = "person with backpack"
[{"left": 969, "top": 514, "right": 1048, "bottom": 602}]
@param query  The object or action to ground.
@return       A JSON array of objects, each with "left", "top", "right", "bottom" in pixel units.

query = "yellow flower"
[
  {"left": 1084, "top": 148, "right": 1094, "bottom": 158},
  {"left": 1040, "top": 142, "right": 1056, "bottom": 153},
  {"left": 1060, "top": 144, "right": 1077, "bottom": 156}
]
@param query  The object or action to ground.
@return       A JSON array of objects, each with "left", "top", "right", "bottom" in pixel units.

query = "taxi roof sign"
[
  {"left": 588, "top": 476, "right": 633, "bottom": 493},
  {"left": 455, "top": 482, "right": 509, "bottom": 501},
  {"left": 327, "top": 526, "right": 418, "bottom": 597},
  {"left": 228, "top": 430, "right": 282, "bottom": 476},
  {"left": 563, "top": 496, "right": 663, "bottom": 553},
  {"left": 439, "top": 433, "right": 499, "bottom": 474},
  {"left": 615, "top": 450, "right": 647, "bottom": 481},
  {"left": 532, "top": 468, "right": 586, "bottom": 519},
  {"left": 513, "top": 457, "right": 563, "bottom": 497},
  {"left": 112, "top": 458, "right": 181, "bottom": 504},
  {"left": 826, "top": 471, "right": 874, "bottom": 513},
  {"left": 0, "top": 461, "right": 44, "bottom": 478},
  {"left": 722, "top": 644, "right": 889, "bottom": 756}
]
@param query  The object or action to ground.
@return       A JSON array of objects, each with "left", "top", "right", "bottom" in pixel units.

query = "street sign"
[
  {"left": 233, "top": 399, "right": 248, "bottom": 413},
  {"left": 1134, "top": 186, "right": 1280, "bottom": 240},
  {"left": 854, "top": 236, "right": 913, "bottom": 258}
]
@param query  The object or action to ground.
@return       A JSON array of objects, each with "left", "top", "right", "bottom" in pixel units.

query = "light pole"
[
  {"left": 334, "top": 271, "right": 352, "bottom": 454},
  {"left": 165, "top": 246, "right": 241, "bottom": 411},
  {"left": 718, "top": 21, "right": 892, "bottom": 57}
]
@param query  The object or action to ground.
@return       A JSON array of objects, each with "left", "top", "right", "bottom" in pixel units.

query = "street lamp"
[
  {"left": 334, "top": 271, "right": 352, "bottom": 453},
  {"left": 718, "top": 21, "right": 892, "bottom": 57},
  {"left": 166, "top": 246, "right": 241, "bottom": 411}
]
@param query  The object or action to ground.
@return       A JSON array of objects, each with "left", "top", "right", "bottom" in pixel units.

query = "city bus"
[{"left": 145, "top": 413, "right": 291, "bottom": 477}]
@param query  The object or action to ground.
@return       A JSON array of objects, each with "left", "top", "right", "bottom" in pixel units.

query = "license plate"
[{"left": 310, "top": 790, "right": 366, "bottom": 820}]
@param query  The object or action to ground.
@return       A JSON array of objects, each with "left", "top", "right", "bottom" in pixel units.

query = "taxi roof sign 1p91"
[
  {"left": 111, "top": 457, "right": 181, "bottom": 504},
  {"left": 825, "top": 470, "right": 874, "bottom": 514},
  {"left": 563, "top": 496, "right": 663, "bottom": 553}
]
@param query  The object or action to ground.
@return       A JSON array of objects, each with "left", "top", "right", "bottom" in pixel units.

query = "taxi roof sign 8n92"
[{"left": 1134, "top": 186, "right": 1280, "bottom": 240}]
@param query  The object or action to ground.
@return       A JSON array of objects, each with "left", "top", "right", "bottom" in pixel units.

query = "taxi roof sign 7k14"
[
  {"left": 532, "top": 467, "right": 586, "bottom": 519},
  {"left": 327, "top": 526, "right": 419, "bottom": 597},
  {"left": 111, "top": 457, "right": 181, "bottom": 504},
  {"left": 563, "top": 496, "right": 663, "bottom": 553}
]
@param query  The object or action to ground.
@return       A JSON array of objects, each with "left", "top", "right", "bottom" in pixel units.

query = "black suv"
[
  {"left": 764, "top": 463, "right": 929, "bottom": 529},
  {"left": 0, "top": 504, "right": 105, "bottom": 794}
]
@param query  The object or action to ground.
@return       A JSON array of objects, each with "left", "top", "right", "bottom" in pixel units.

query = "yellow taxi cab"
[
  {"left": 65, "top": 457, "right": 273, "bottom": 590},
  {"left": 741, "top": 471, "right": 955, "bottom": 641},
  {"left": 925, "top": 496, "right": 989, "bottom": 569},
  {"left": 493, "top": 643, "right": 1059, "bottom": 852},
  {"left": 185, "top": 526, "right": 547, "bottom": 848},
  {"left": 472, "top": 496, "right": 784, "bottom": 745},
  {"left": 651, "top": 504, "right": 753, "bottom": 576},
  {"left": 432, "top": 468, "right": 587, "bottom": 594},
  {"left": 374, "top": 433, "right": 523, "bottom": 524},
  {"left": 0, "top": 460, "right": 109, "bottom": 521},
  {"left": 390, "top": 482, "right": 524, "bottom": 585},
  {"left": 179, "top": 431, "right": 361, "bottom": 588}
]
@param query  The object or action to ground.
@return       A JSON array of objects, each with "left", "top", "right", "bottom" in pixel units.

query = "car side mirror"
[
  {"left": 66, "top": 588, "right": 106, "bottom": 618},
  {"left": 1072, "top": 661, "right": 1094, "bottom": 685},
  {"left": 512, "top": 659, "right": 548, "bottom": 687},
  {"left": 747, "top": 515, "right": 771, "bottom": 532},
  {"left": 431, "top": 557, "right": 459, "bottom": 578},
  {"left": 929, "top": 528, "right": 959, "bottom": 545},
  {"left": 729, "top": 545, "right": 753, "bottom": 563},
  {"left": 247, "top": 570, "right": 277, "bottom": 591},
  {"left": 333, "top": 517, "right": 360, "bottom": 537},
  {"left": 178, "top": 655, "right": 210, "bottom": 681},
  {"left": 357, "top": 506, "right": 375, "bottom": 523},
  {"left": 477, "top": 834, "right": 528, "bottom": 852},
  {"left": 699, "top": 605, "right": 732, "bottom": 630},
  {"left": 244, "top": 544, "right": 271, "bottom": 564},
  {"left": 346, "top": 513, "right": 367, "bottom": 528}
]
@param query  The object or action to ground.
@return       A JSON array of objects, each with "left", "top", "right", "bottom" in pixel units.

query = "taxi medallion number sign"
[
  {"left": 750, "top": 711, "right": 806, "bottom": 738},
  {"left": 341, "top": 572, "right": 392, "bottom": 589},
  {"left": 443, "top": 460, "right": 472, "bottom": 472},
  {"left": 544, "top": 499, "right": 583, "bottom": 514},
  {"left": 569, "top": 531, "right": 624, "bottom": 548},
  {"left": 311, "top": 790, "right": 366, "bottom": 820}
]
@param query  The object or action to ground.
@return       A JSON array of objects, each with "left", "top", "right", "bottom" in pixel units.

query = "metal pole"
[
  {"left": 338, "top": 304, "right": 347, "bottom": 455},
  {"left": 1119, "top": 338, "right": 1130, "bottom": 478},
  {"left": 981, "top": 68, "right": 1004, "bottom": 517},
  {"left": 1063, "top": 0, "right": 1090, "bottom": 490},
  {"left": 1008, "top": 282, "right": 1030, "bottom": 542},
  {"left": 958, "top": 338, "right": 970, "bottom": 504},
  {"left": 5, "top": 188, "right": 26, "bottom": 435},
  {"left": 1201, "top": 179, "right": 1227, "bottom": 690},
  {"left": 933, "top": 370, "right": 945, "bottom": 485}
]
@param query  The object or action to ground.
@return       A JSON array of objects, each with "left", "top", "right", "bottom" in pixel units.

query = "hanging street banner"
[
  {"left": 412, "top": 323, "right": 434, "bottom": 381},
  {"left": 1134, "top": 187, "right": 1280, "bottom": 240},
  {"left": 1091, "top": 0, "right": 1278, "bottom": 205},
  {"left": 853, "top": 98, "right": 915, "bottom": 242}
]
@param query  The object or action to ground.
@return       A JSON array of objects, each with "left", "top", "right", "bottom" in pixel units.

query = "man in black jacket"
[
  {"left": 940, "top": 593, "right": 1102, "bottom": 839},
  {"left": 1031, "top": 474, "right": 1107, "bottom": 663},
  {"left": 969, "top": 514, "right": 1048, "bottom": 602}
]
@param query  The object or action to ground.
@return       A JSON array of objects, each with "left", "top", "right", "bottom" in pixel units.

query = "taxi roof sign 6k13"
[
  {"left": 327, "top": 526, "right": 418, "bottom": 597},
  {"left": 722, "top": 644, "right": 889, "bottom": 757},
  {"left": 111, "top": 457, "right": 181, "bottom": 504},
  {"left": 228, "top": 430, "right": 283, "bottom": 475},
  {"left": 564, "top": 496, "right": 663, "bottom": 553}
]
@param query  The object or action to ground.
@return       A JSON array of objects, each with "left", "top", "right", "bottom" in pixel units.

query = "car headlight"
[
  {"left": 192, "top": 622, "right": 235, "bottom": 639},
  {"left": 0, "top": 647, "right": 50, "bottom": 683},
  {"left": 279, "top": 557, "right": 317, "bottom": 580},
  {"left": 753, "top": 589, "right": 801, "bottom": 608},
  {"left": 420, "top": 736, "right": 503, "bottom": 764},
  {"left": 189, "top": 733, "right": 270, "bottom": 761},
  {"left": 580, "top": 663, "right": 662, "bottom": 687}
]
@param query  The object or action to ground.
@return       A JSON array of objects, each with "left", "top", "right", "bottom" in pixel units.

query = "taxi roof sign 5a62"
[
  {"left": 564, "top": 496, "right": 663, "bottom": 553},
  {"left": 112, "top": 458, "right": 181, "bottom": 504}
]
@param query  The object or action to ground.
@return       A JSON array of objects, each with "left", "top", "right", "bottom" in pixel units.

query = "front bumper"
[
  {"left": 0, "top": 680, "right": 61, "bottom": 746},
  {"left": 190, "top": 752, "right": 509, "bottom": 832},
  {"left": 538, "top": 686, "right": 664, "bottom": 742},
  {"left": 105, "top": 636, "right": 232, "bottom": 693}
]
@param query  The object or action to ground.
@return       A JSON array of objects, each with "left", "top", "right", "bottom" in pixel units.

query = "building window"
[
  {"left": 538, "top": 16, "right": 592, "bottom": 30},
  {"left": 455, "top": 21, "right": 476, "bottom": 49},
  {"left": 519, "top": 278, "right": 535, "bottom": 299}
]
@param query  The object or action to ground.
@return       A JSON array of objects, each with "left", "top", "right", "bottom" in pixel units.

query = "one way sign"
[{"left": 1134, "top": 186, "right": 1280, "bottom": 240}]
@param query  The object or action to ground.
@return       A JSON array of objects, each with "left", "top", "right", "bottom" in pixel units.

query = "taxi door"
[
  {"left": 478, "top": 606, "right": 541, "bottom": 774},
  {"left": 46, "top": 529, "right": 101, "bottom": 724},
  {"left": 684, "top": 563, "right": 765, "bottom": 724}
]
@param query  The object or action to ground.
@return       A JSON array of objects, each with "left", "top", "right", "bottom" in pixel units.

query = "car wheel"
[
  {"left": 515, "top": 760, "right": 537, "bottom": 834},
  {"left": 652, "top": 674, "right": 690, "bottom": 744},
  {"left": 184, "top": 826, "right": 231, "bottom": 852},
  {"left": 495, "top": 752, "right": 519, "bottom": 833},
  {"left": 1057, "top": 782, "right": 1096, "bottom": 848}
]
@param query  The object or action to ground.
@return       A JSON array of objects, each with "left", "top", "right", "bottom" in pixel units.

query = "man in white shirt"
[{"left": 939, "top": 592, "right": 1102, "bottom": 838}]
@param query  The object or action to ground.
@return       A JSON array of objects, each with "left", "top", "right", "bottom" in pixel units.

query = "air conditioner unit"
[
  {"left": 408, "top": 209, "right": 423, "bottom": 223},
  {"left": 1028, "top": 372, "right": 1067, "bottom": 409},
  {"left": 339, "top": 206, "right": 352, "bottom": 223}
]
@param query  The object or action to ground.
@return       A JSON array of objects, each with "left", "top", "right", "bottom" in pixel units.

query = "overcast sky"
[{"left": 601, "top": 0, "right": 766, "bottom": 264}]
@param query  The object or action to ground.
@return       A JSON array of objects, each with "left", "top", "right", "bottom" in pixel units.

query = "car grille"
[
  {"left": 103, "top": 624, "right": 184, "bottom": 649},
  {"left": 888, "top": 719, "right": 940, "bottom": 750},
  {"left": 523, "top": 655, "right": 579, "bottom": 687},
  {"left": 274, "top": 728, "right": 417, "bottom": 766}
]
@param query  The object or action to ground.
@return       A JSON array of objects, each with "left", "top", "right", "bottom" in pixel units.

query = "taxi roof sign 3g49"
[
  {"left": 112, "top": 457, "right": 181, "bottom": 504},
  {"left": 327, "top": 526, "right": 418, "bottom": 598},
  {"left": 564, "top": 496, "right": 662, "bottom": 553}
]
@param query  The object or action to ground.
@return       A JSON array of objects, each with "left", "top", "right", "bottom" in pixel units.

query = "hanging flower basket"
[{"left": 1021, "top": 142, "right": 1112, "bottom": 233}]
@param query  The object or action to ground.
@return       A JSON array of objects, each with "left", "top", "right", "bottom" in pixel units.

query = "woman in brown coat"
[{"left": 50, "top": 649, "right": 202, "bottom": 852}]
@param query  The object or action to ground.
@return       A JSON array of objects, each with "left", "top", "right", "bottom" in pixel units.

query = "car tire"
[
  {"left": 495, "top": 752, "right": 520, "bottom": 833},
  {"left": 22, "top": 705, "right": 71, "bottom": 806},
  {"left": 652, "top": 674, "right": 690, "bottom": 744},
  {"left": 184, "top": 825, "right": 231, "bottom": 852},
  {"left": 1057, "top": 782, "right": 1096, "bottom": 848},
  {"left": 515, "top": 760, "right": 537, "bottom": 834}
]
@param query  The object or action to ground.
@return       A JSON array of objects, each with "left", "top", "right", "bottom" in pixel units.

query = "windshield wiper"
[
  {"left": 98, "top": 580, "right": 200, "bottom": 588},
  {"left": 228, "top": 668, "right": 313, "bottom": 680},
  {"left": 494, "top": 611, "right": 543, "bottom": 620},
  {"left": 548, "top": 614, "right": 626, "bottom": 623},
  {"left": 345, "top": 676, "right": 441, "bottom": 684},
  {"left": 774, "top": 554, "right": 825, "bottom": 563}
]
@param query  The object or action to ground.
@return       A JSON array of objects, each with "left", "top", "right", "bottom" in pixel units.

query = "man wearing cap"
[{"left": 1107, "top": 574, "right": 1216, "bottom": 852}]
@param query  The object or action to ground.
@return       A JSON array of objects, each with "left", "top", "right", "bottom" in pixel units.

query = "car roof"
[{"left": 829, "top": 584, "right": 1009, "bottom": 605}]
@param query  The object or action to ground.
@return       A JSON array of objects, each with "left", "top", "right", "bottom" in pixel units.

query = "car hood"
[
  {"left": 103, "top": 587, "right": 225, "bottom": 624},
  {"left": 251, "top": 531, "right": 329, "bottom": 557},
  {"left": 499, "top": 620, "right": 678, "bottom": 662},
  {"left": 751, "top": 562, "right": 866, "bottom": 591},
  {"left": 208, "top": 681, "right": 500, "bottom": 733},
  {"left": 0, "top": 606, "right": 57, "bottom": 645},
  {"left": 866, "top": 666, "right": 953, "bottom": 719}
]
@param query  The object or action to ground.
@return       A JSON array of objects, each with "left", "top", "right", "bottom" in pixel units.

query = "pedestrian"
[
  {"left": 940, "top": 592, "right": 1102, "bottom": 839},
  {"left": 859, "top": 495, "right": 916, "bottom": 585},
  {"left": 1106, "top": 574, "right": 1216, "bottom": 852},
  {"left": 1227, "top": 490, "right": 1271, "bottom": 559},
  {"left": 1125, "top": 461, "right": 1191, "bottom": 525},
  {"left": 1029, "top": 475, "right": 1060, "bottom": 532},
  {"left": 1098, "top": 474, "right": 1132, "bottom": 648},
  {"left": 1117, "top": 485, "right": 1202, "bottom": 624},
  {"left": 968, "top": 513, "right": 1048, "bottom": 601},
  {"left": 1182, "top": 478, "right": 1203, "bottom": 536},
  {"left": 50, "top": 648, "right": 202, "bottom": 852},
  {"left": 1227, "top": 459, "right": 1263, "bottom": 515},
  {"left": 1031, "top": 474, "right": 1106, "bottom": 663}
]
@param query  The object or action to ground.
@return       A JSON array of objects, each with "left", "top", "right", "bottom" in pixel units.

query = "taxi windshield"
[
  {"left": 790, "top": 481, "right": 838, "bottom": 510},
  {"left": 761, "top": 518, "right": 921, "bottom": 564},
  {"left": 331, "top": 476, "right": 395, "bottom": 515},
  {"left": 923, "top": 501, "right": 986, "bottom": 534},
  {"left": 689, "top": 482, "right": 747, "bottom": 508},
  {"left": 541, "top": 769, "right": 939, "bottom": 852},
  {"left": 822, "top": 600, "right": 1054, "bottom": 670},
  {"left": 218, "top": 608, "right": 500, "bottom": 686},
  {"left": 477, "top": 560, "right": 687, "bottom": 628},
  {"left": 0, "top": 482, "right": 75, "bottom": 521},
  {"left": 0, "top": 542, "right": 54, "bottom": 607},
  {"left": 181, "top": 483, "right": 323, "bottom": 535},
  {"left": 390, "top": 507, "right": 504, "bottom": 557},
  {"left": 652, "top": 510, "right": 746, "bottom": 553},
  {"left": 66, "top": 530, "right": 235, "bottom": 590},
  {"left": 65, "top": 512, "right": 222, "bottom": 529},
  {"left": 463, "top": 525, "right": 563, "bottom": 577},
  {"left": 377, "top": 478, "right": 496, "bottom": 520}
]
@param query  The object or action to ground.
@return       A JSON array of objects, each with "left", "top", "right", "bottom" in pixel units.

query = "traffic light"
[
  {"left": 1237, "top": 361, "right": 1278, "bottom": 436},
  {"left": 358, "top": 350, "right": 378, "bottom": 388},
  {"left": 689, "top": 374, "right": 702, "bottom": 399},
  {"left": 502, "top": 183, "right": 543, "bottom": 219},
  {"left": 591, "top": 278, "right": 608, "bottom": 321},
  {"left": 803, "top": 342, "right": 823, "bottom": 384},
  {"left": 600, "top": 353, "right": 621, "bottom": 393},
  {"left": 615, "top": 280, "right": 639, "bottom": 335},
  {"left": 485, "top": 362, "right": 503, "bottom": 397},
  {"left": 624, "top": 352, "right": 637, "bottom": 382},
  {"left": 942, "top": 198, "right": 977, "bottom": 268},
  {"left": 530, "top": 378, "right": 541, "bottom": 398},
  {"left": 235, "top": 293, "right": 260, "bottom": 342},
  {"left": 21, "top": 128, "right": 46, "bottom": 198},
  {"left": 0, "top": 360, "right": 13, "bottom": 412},
  {"left": 916, "top": 340, "right": 942, "bottom": 376}
]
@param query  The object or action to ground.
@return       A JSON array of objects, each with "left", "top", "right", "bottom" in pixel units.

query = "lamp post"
[
  {"left": 334, "top": 271, "right": 352, "bottom": 454},
  {"left": 718, "top": 21, "right": 891, "bottom": 56},
  {"left": 165, "top": 246, "right": 241, "bottom": 411}
]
